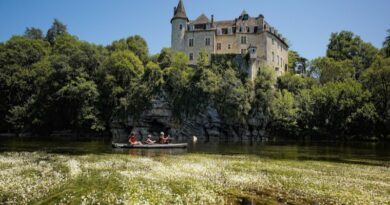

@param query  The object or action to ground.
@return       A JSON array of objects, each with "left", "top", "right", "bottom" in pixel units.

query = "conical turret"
[{"left": 171, "top": 0, "right": 188, "bottom": 22}]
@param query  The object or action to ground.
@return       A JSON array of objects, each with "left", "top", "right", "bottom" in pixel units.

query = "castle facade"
[{"left": 171, "top": 0, "right": 289, "bottom": 79}]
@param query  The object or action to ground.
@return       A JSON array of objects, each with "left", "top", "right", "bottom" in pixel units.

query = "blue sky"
[{"left": 0, "top": 0, "right": 389, "bottom": 60}]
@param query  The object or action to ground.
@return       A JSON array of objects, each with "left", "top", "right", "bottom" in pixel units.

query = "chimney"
[{"left": 211, "top": 15, "right": 214, "bottom": 26}]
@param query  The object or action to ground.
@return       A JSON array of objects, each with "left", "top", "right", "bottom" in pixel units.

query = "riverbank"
[{"left": 0, "top": 152, "right": 388, "bottom": 204}]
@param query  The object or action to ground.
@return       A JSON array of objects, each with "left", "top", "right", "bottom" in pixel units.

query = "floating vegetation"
[{"left": 0, "top": 152, "right": 388, "bottom": 204}]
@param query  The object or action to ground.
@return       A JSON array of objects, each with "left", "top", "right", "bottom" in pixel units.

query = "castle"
[{"left": 171, "top": 0, "right": 289, "bottom": 80}]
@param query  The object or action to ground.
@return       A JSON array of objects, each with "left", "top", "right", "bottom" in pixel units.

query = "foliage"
[
  {"left": 288, "top": 50, "right": 307, "bottom": 74},
  {"left": 383, "top": 29, "right": 390, "bottom": 58},
  {"left": 311, "top": 57, "right": 354, "bottom": 84},
  {"left": 247, "top": 67, "right": 276, "bottom": 134},
  {"left": 361, "top": 56, "right": 390, "bottom": 136},
  {"left": 46, "top": 19, "right": 68, "bottom": 45},
  {"left": 326, "top": 31, "right": 378, "bottom": 78},
  {"left": 108, "top": 35, "right": 149, "bottom": 63},
  {"left": 24, "top": 27, "right": 44, "bottom": 40},
  {"left": 296, "top": 80, "right": 376, "bottom": 137},
  {"left": 277, "top": 73, "right": 318, "bottom": 95},
  {"left": 157, "top": 47, "right": 173, "bottom": 69},
  {"left": 271, "top": 90, "right": 298, "bottom": 133}
]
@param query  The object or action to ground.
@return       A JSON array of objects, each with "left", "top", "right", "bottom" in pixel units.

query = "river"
[{"left": 0, "top": 137, "right": 388, "bottom": 165}]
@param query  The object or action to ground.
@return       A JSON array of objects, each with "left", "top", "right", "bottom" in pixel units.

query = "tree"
[
  {"left": 271, "top": 90, "right": 298, "bottom": 134},
  {"left": 297, "top": 79, "right": 376, "bottom": 137},
  {"left": 162, "top": 52, "right": 193, "bottom": 117},
  {"left": 248, "top": 67, "right": 276, "bottom": 136},
  {"left": 108, "top": 35, "right": 149, "bottom": 63},
  {"left": 24, "top": 27, "right": 44, "bottom": 40},
  {"left": 326, "top": 31, "right": 378, "bottom": 78},
  {"left": 361, "top": 56, "right": 390, "bottom": 136},
  {"left": 126, "top": 35, "right": 149, "bottom": 63},
  {"left": 55, "top": 77, "right": 104, "bottom": 131},
  {"left": 311, "top": 57, "right": 354, "bottom": 84},
  {"left": 288, "top": 50, "right": 307, "bottom": 74},
  {"left": 46, "top": 19, "right": 68, "bottom": 45},
  {"left": 157, "top": 48, "right": 173, "bottom": 69},
  {"left": 277, "top": 73, "right": 318, "bottom": 95},
  {"left": 383, "top": 29, "right": 390, "bottom": 58}
]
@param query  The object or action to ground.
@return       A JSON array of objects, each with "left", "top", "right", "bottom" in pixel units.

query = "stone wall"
[{"left": 184, "top": 30, "right": 215, "bottom": 64}]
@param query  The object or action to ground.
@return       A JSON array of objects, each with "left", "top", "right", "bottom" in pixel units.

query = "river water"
[{"left": 0, "top": 137, "right": 388, "bottom": 166}]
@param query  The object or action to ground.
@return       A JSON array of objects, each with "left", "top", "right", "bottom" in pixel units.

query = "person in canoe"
[
  {"left": 128, "top": 132, "right": 142, "bottom": 145},
  {"left": 144, "top": 134, "right": 156, "bottom": 144},
  {"left": 159, "top": 132, "right": 170, "bottom": 144}
]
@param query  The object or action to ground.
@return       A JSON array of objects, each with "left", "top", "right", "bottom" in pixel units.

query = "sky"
[{"left": 0, "top": 0, "right": 389, "bottom": 60}]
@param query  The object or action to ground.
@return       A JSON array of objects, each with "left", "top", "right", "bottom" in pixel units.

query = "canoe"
[{"left": 112, "top": 143, "right": 188, "bottom": 149}]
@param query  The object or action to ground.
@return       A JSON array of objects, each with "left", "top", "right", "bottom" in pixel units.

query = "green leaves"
[
  {"left": 326, "top": 31, "right": 378, "bottom": 78},
  {"left": 311, "top": 57, "right": 355, "bottom": 84}
]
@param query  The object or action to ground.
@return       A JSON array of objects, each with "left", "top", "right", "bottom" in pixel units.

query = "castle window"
[
  {"left": 179, "top": 24, "right": 183, "bottom": 30},
  {"left": 228, "top": 44, "right": 231, "bottom": 49},
  {"left": 277, "top": 55, "right": 279, "bottom": 65},
  {"left": 285, "top": 64, "right": 288, "bottom": 72},
  {"left": 247, "top": 27, "right": 250, "bottom": 33},
  {"left": 189, "top": 53, "right": 194, "bottom": 61},
  {"left": 239, "top": 27, "right": 242, "bottom": 32},
  {"left": 195, "top": 24, "right": 206, "bottom": 30},
  {"left": 217, "top": 43, "right": 221, "bottom": 50},
  {"left": 222, "top": 28, "right": 228, "bottom": 34},
  {"left": 272, "top": 38, "right": 275, "bottom": 45},
  {"left": 241, "top": 36, "right": 247, "bottom": 44},
  {"left": 205, "top": 38, "right": 211, "bottom": 46},
  {"left": 272, "top": 52, "right": 275, "bottom": 62},
  {"left": 189, "top": 39, "right": 194, "bottom": 47},
  {"left": 275, "top": 67, "right": 279, "bottom": 72},
  {"left": 254, "top": 26, "right": 258, "bottom": 33}
]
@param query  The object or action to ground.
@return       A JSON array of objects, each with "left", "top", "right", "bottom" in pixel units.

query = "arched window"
[{"left": 179, "top": 24, "right": 183, "bottom": 30}]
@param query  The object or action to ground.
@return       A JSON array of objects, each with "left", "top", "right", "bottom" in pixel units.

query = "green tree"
[
  {"left": 157, "top": 48, "right": 173, "bottom": 69},
  {"left": 361, "top": 56, "right": 390, "bottom": 136},
  {"left": 297, "top": 79, "right": 376, "bottom": 137},
  {"left": 24, "top": 27, "right": 44, "bottom": 40},
  {"left": 311, "top": 57, "right": 354, "bottom": 84},
  {"left": 326, "top": 31, "right": 378, "bottom": 77},
  {"left": 108, "top": 35, "right": 149, "bottom": 63},
  {"left": 163, "top": 52, "right": 193, "bottom": 118},
  {"left": 56, "top": 77, "right": 104, "bottom": 131},
  {"left": 383, "top": 29, "right": 390, "bottom": 58},
  {"left": 248, "top": 67, "right": 276, "bottom": 135},
  {"left": 277, "top": 73, "right": 318, "bottom": 95},
  {"left": 271, "top": 90, "right": 298, "bottom": 134},
  {"left": 288, "top": 50, "right": 307, "bottom": 74},
  {"left": 126, "top": 35, "right": 149, "bottom": 63},
  {"left": 46, "top": 19, "right": 68, "bottom": 45}
]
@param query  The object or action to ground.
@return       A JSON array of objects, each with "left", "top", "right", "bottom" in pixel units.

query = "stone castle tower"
[{"left": 171, "top": 0, "right": 289, "bottom": 80}]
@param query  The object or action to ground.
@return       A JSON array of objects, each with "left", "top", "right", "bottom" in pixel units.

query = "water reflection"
[{"left": 0, "top": 137, "right": 388, "bottom": 166}]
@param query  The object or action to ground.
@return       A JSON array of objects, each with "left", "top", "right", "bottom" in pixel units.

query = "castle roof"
[
  {"left": 192, "top": 14, "right": 210, "bottom": 24},
  {"left": 214, "top": 20, "right": 235, "bottom": 27},
  {"left": 171, "top": 0, "right": 188, "bottom": 22}
]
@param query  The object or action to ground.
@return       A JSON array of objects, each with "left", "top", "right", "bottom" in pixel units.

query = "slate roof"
[
  {"left": 192, "top": 14, "right": 210, "bottom": 24},
  {"left": 172, "top": 0, "right": 188, "bottom": 22}
]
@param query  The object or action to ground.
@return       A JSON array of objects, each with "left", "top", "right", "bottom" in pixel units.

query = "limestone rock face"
[{"left": 111, "top": 93, "right": 264, "bottom": 142}]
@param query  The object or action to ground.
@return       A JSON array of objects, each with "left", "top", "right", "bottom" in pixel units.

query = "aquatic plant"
[{"left": 0, "top": 152, "right": 388, "bottom": 204}]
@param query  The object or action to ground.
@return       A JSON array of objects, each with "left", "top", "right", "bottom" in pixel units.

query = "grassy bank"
[{"left": 0, "top": 152, "right": 388, "bottom": 205}]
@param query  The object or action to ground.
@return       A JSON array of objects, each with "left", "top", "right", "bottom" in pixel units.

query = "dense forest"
[{"left": 0, "top": 19, "right": 389, "bottom": 140}]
